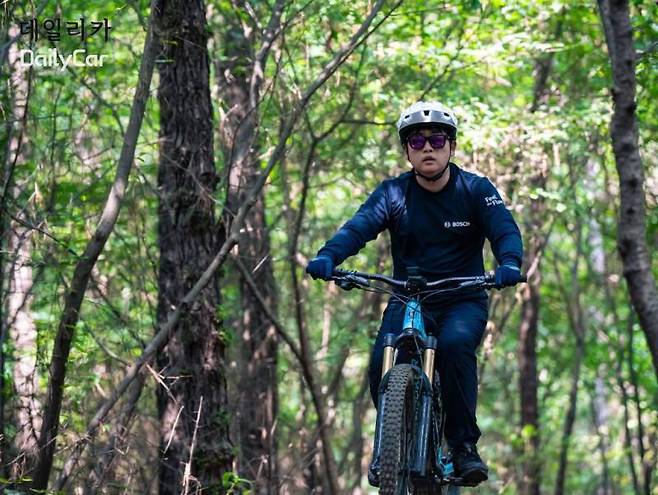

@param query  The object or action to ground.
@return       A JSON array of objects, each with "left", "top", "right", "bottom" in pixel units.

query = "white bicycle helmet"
[{"left": 396, "top": 101, "right": 458, "bottom": 144}]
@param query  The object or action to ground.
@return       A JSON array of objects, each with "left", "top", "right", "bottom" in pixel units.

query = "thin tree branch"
[
  {"left": 232, "top": 256, "right": 303, "bottom": 362},
  {"left": 29, "top": 0, "right": 162, "bottom": 489},
  {"left": 181, "top": 396, "right": 203, "bottom": 495},
  {"left": 84, "top": 374, "right": 145, "bottom": 494}
]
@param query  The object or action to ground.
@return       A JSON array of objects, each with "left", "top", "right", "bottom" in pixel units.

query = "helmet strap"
[{"left": 414, "top": 162, "right": 450, "bottom": 182}]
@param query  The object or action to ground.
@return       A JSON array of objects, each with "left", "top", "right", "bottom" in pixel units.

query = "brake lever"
[
  {"left": 333, "top": 275, "right": 370, "bottom": 291},
  {"left": 349, "top": 275, "right": 370, "bottom": 287}
]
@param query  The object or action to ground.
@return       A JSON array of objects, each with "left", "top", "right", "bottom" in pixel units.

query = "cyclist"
[{"left": 306, "top": 101, "right": 523, "bottom": 486}]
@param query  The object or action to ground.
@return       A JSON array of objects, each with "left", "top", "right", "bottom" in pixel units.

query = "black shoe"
[
  {"left": 452, "top": 443, "right": 488, "bottom": 485},
  {"left": 368, "top": 457, "right": 380, "bottom": 487}
]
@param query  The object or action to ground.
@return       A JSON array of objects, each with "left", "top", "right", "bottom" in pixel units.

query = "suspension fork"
[
  {"left": 372, "top": 334, "right": 438, "bottom": 477},
  {"left": 380, "top": 330, "right": 435, "bottom": 382},
  {"left": 411, "top": 335, "right": 438, "bottom": 477},
  {"left": 371, "top": 333, "right": 398, "bottom": 469},
  {"left": 381, "top": 334, "right": 396, "bottom": 378}
]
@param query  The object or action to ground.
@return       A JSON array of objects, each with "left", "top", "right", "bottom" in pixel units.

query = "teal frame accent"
[{"left": 403, "top": 299, "right": 427, "bottom": 338}]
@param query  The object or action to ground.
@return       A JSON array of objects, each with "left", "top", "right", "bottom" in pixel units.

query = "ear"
[{"left": 450, "top": 140, "right": 457, "bottom": 155}]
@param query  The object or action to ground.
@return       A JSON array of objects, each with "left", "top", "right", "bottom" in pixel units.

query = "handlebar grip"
[{"left": 485, "top": 272, "right": 527, "bottom": 285}]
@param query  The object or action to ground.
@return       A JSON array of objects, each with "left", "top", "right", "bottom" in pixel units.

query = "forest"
[{"left": 1, "top": 0, "right": 657, "bottom": 493}]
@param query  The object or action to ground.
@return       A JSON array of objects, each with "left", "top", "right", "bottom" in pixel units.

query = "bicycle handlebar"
[{"left": 330, "top": 268, "right": 527, "bottom": 293}]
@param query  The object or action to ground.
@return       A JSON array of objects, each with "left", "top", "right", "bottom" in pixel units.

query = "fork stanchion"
[
  {"left": 422, "top": 336, "right": 438, "bottom": 385},
  {"left": 381, "top": 347, "right": 394, "bottom": 379},
  {"left": 381, "top": 333, "right": 396, "bottom": 379},
  {"left": 422, "top": 349, "right": 435, "bottom": 385}
]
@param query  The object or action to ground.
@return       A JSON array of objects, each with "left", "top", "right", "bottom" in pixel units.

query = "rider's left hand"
[
  {"left": 494, "top": 264, "right": 522, "bottom": 288},
  {"left": 306, "top": 255, "right": 334, "bottom": 280}
]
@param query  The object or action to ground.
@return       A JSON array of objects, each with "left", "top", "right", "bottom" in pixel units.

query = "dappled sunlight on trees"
[{"left": 0, "top": 0, "right": 656, "bottom": 493}]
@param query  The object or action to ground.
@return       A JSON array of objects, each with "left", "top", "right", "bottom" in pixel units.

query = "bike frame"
[{"left": 330, "top": 267, "right": 526, "bottom": 490}]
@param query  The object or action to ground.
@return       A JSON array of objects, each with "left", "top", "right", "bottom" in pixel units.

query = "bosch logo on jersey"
[{"left": 444, "top": 220, "right": 471, "bottom": 228}]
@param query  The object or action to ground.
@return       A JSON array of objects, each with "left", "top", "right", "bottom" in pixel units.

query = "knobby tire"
[
  {"left": 379, "top": 364, "right": 460, "bottom": 495},
  {"left": 379, "top": 364, "right": 416, "bottom": 495}
]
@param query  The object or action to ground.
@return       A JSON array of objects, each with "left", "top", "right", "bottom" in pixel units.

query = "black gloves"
[
  {"left": 494, "top": 264, "right": 522, "bottom": 288},
  {"left": 306, "top": 255, "right": 335, "bottom": 280}
]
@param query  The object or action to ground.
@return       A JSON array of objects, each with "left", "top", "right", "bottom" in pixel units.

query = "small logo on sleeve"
[{"left": 484, "top": 195, "right": 504, "bottom": 207}]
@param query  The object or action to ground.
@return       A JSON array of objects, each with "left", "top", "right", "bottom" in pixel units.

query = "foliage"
[{"left": 1, "top": 0, "right": 657, "bottom": 493}]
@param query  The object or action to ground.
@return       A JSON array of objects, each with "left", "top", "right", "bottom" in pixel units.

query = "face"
[{"left": 405, "top": 128, "right": 455, "bottom": 175}]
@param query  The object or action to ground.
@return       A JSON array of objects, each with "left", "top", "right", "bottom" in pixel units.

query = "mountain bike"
[{"left": 329, "top": 267, "right": 525, "bottom": 494}]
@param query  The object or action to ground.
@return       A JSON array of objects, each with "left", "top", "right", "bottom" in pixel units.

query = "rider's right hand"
[
  {"left": 306, "top": 255, "right": 334, "bottom": 280},
  {"left": 494, "top": 263, "right": 522, "bottom": 288}
]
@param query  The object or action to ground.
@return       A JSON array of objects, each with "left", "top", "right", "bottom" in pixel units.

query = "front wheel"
[{"left": 379, "top": 364, "right": 418, "bottom": 495}]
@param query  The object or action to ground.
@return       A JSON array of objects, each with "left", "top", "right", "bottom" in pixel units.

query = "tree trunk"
[
  {"left": 553, "top": 278, "right": 585, "bottom": 495},
  {"left": 216, "top": 4, "right": 283, "bottom": 491},
  {"left": 231, "top": 214, "right": 278, "bottom": 494},
  {"left": 597, "top": 0, "right": 658, "bottom": 382},
  {"left": 590, "top": 376, "right": 612, "bottom": 495},
  {"left": 6, "top": 222, "right": 41, "bottom": 479},
  {"left": 517, "top": 41, "right": 555, "bottom": 491},
  {"left": 614, "top": 326, "right": 639, "bottom": 494},
  {"left": 596, "top": 207, "right": 639, "bottom": 495},
  {"left": 155, "top": 1, "right": 231, "bottom": 493},
  {"left": 517, "top": 153, "right": 547, "bottom": 495},
  {"left": 2, "top": 23, "right": 41, "bottom": 481},
  {"left": 518, "top": 263, "right": 541, "bottom": 495},
  {"left": 626, "top": 326, "right": 652, "bottom": 495},
  {"left": 552, "top": 157, "right": 591, "bottom": 495}
]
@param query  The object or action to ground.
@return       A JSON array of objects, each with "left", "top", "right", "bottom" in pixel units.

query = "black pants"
[{"left": 368, "top": 297, "right": 488, "bottom": 448}]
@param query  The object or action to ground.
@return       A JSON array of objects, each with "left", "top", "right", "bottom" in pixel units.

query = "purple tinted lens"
[
  {"left": 428, "top": 134, "right": 447, "bottom": 149},
  {"left": 407, "top": 134, "right": 447, "bottom": 150},
  {"left": 408, "top": 134, "right": 427, "bottom": 150}
]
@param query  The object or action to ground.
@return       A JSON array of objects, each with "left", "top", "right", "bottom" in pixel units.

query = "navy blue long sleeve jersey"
[{"left": 317, "top": 163, "right": 523, "bottom": 284}]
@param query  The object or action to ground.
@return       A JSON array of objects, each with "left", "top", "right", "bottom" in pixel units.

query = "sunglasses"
[{"left": 407, "top": 133, "right": 449, "bottom": 150}]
